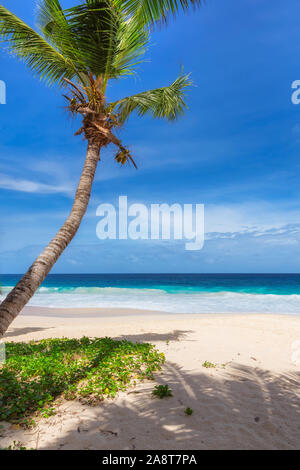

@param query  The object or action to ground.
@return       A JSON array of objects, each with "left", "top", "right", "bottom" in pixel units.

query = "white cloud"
[
  {"left": 205, "top": 201, "right": 300, "bottom": 234},
  {"left": 0, "top": 173, "right": 73, "bottom": 195}
]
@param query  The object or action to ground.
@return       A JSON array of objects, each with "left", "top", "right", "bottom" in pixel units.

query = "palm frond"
[
  {"left": 111, "top": 14, "right": 149, "bottom": 77},
  {"left": 116, "top": 0, "right": 203, "bottom": 27},
  {"left": 37, "top": 0, "right": 149, "bottom": 81},
  {"left": 57, "top": 0, "right": 124, "bottom": 79},
  {"left": 0, "top": 4, "right": 76, "bottom": 85},
  {"left": 36, "top": 0, "right": 75, "bottom": 57},
  {"left": 36, "top": 0, "right": 66, "bottom": 33},
  {"left": 111, "top": 72, "right": 192, "bottom": 124},
  {"left": 59, "top": 0, "right": 148, "bottom": 80}
]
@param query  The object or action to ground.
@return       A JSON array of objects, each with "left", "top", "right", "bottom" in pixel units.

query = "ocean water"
[{"left": 1, "top": 274, "right": 300, "bottom": 314}]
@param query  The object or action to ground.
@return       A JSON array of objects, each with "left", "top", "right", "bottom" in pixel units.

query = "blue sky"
[{"left": 1, "top": 0, "right": 300, "bottom": 273}]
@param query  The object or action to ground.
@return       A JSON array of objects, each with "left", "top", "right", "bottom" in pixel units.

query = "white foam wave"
[{"left": 1, "top": 288, "right": 300, "bottom": 314}]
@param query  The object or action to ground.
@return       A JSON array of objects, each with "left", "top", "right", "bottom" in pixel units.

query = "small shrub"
[
  {"left": 152, "top": 384, "right": 173, "bottom": 399},
  {"left": 202, "top": 360, "right": 217, "bottom": 368},
  {"left": 184, "top": 407, "right": 193, "bottom": 416},
  {"left": 0, "top": 440, "right": 34, "bottom": 451}
]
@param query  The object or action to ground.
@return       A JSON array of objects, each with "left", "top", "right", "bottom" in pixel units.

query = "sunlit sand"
[{"left": 1, "top": 309, "right": 299, "bottom": 450}]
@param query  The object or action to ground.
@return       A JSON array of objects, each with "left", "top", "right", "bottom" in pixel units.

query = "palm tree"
[{"left": 0, "top": 0, "right": 200, "bottom": 337}]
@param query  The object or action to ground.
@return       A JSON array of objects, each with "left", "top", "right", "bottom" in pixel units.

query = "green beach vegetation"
[
  {"left": 202, "top": 360, "right": 217, "bottom": 368},
  {"left": 0, "top": 336, "right": 165, "bottom": 426},
  {"left": 152, "top": 384, "right": 173, "bottom": 398}
]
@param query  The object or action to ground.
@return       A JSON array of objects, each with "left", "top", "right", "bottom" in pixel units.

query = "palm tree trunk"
[{"left": 0, "top": 141, "right": 101, "bottom": 338}]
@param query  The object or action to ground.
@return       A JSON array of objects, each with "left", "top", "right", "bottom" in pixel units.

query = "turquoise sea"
[{"left": 1, "top": 274, "right": 300, "bottom": 314}]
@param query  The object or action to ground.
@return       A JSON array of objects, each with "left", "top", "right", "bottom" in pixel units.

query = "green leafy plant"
[
  {"left": 184, "top": 407, "right": 193, "bottom": 416},
  {"left": 0, "top": 440, "right": 34, "bottom": 451},
  {"left": 152, "top": 384, "right": 173, "bottom": 399},
  {"left": 202, "top": 361, "right": 217, "bottom": 368},
  {"left": 0, "top": 337, "right": 165, "bottom": 425}
]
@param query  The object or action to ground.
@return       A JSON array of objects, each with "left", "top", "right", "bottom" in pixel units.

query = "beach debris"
[
  {"left": 99, "top": 429, "right": 118, "bottom": 437},
  {"left": 130, "top": 437, "right": 136, "bottom": 450}
]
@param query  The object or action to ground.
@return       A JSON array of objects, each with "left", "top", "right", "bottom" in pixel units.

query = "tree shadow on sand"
[
  {"left": 29, "top": 361, "right": 300, "bottom": 450},
  {"left": 114, "top": 330, "right": 194, "bottom": 343},
  {"left": 3, "top": 327, "right": 54, "bottom": 338}
]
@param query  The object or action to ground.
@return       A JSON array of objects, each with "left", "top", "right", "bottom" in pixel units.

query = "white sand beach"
[{"left": 1, "top": 308, "right": 300, "bottom": 450}]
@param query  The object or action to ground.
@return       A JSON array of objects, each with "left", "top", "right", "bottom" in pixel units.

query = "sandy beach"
[{"left": 1, "top": 308, "right": 300, "bottom": 450}]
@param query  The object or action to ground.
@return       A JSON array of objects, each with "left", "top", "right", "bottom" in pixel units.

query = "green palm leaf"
[
  {"left": 58, "top": 0, "right": 148, "bottom": 80},
  {"left": 36, "top": 0, "right": 78, "bottom": 61},
  {"left": 59, "top": 0, "right": 124, "bottom": 79},
  {"left": 0, "top": 3, "right": 76, "bottom": 85},
  {"left": 37, "top": 0, "right": 67, "bottom": 38},
  {"left": 1, "top": 0, "right": 199, "bottom": 86},
  {"left": 111, "top": 72, "right": 193, "bottom": 123},
  {"left": 117, "top": 0, "right": 203, "bottom": 27},
  {"left": 111, "top": 14, "right": 149, "bottom": 78}
]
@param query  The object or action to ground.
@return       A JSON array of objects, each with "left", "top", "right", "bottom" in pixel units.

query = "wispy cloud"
[
  {"left": 0, "top": 173, "right": 73, "bottom": 195},
  {"left": 206, "top": 223, "right": 300, "bottom": 242}
]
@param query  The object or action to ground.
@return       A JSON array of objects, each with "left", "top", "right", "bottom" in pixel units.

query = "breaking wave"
[{"left": 1, "top": 285, "right": 300, "bottom": 314}]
